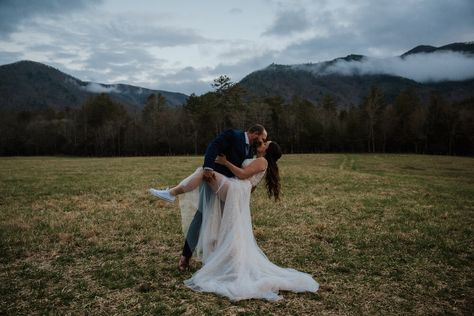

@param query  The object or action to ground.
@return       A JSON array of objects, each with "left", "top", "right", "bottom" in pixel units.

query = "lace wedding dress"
[{"left": 178, "top": 159, "right": 319, "bottom": 301}]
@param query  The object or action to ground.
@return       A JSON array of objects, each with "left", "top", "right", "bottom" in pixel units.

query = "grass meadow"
[{"left": 0, "top": 154, "right": 473, "bottom": 315}]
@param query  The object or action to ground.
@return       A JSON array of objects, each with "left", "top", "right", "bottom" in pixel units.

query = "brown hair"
[
  {"left": 247, "top": 124, "right": 265, "bottom": 135},
  {"left": 264, "top": 141, "right": 282, "bottom": 201}
]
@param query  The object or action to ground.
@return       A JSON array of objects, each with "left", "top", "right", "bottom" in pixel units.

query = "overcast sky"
[{"left": 0, "top": 0, "right": 473, "bottom": 95}]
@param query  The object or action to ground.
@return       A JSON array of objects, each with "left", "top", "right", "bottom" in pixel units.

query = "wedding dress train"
[{"left": 178, "top": 159, "right": 319, "bottom": 301}]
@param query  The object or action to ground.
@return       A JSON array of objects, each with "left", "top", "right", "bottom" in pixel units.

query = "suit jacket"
[{"left": 203, "top": 129, "right": 253, "bottom": 178}]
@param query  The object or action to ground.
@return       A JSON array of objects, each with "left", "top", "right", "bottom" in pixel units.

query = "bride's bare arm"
[{"left": 215, "top": 155, "right": 267, "bottom": 179}]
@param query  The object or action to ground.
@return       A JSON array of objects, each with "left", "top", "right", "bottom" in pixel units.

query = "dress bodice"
[{"left": 242, "top": 158, "right": 266, "bottom": 187}]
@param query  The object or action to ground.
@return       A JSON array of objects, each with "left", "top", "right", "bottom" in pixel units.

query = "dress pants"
[{"left": 182, "top": 183, "right": 212, "bottom": 258}]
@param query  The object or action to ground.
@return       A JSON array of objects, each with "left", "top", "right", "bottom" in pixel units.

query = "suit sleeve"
[{"left": 203, "top": 129, "right": 234, "bottom": 170}]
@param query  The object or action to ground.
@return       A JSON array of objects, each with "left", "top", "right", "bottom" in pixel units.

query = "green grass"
[{"left": 0, "top": 154, "right": 473, "bottom": 315}]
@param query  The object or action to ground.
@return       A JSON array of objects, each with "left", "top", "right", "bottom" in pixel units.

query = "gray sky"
[{"left": 1, "top": 0, "right": 473, "bottom": 95}]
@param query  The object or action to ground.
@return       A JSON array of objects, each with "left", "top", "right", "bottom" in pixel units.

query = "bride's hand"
[{"left": 215, "top": 154, "right": 228, "bottom": 165}]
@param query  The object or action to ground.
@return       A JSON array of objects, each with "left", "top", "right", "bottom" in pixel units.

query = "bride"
[{"left": 150, "top": 140, "right": 319, "bottom": 301}]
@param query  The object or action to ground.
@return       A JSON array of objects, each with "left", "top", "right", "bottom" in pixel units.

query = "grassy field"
[{"left": 0, "top": 154, "right": 473, "bottom": 315}]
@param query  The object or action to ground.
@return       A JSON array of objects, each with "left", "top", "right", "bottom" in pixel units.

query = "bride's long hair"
[{"left": 264, "top": 141, "right": 282, "bottom": 201}]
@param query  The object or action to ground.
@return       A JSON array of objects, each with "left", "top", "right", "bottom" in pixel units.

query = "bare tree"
[{"left": 362, "top": 86, "right": 384, "bottom": 152}]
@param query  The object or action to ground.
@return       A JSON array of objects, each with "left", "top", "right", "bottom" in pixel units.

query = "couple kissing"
[{"left": 149, "top": 124, "right": 319, "bottom": 301}]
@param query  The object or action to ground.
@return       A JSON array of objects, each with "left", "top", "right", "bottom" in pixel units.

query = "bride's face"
[{"left": 256, "top": 141, "right": 271, "bottom": 155}]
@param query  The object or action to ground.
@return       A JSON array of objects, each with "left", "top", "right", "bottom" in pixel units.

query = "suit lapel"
[{"left": 239, "top": 131, "right": 248, "bottom": 158}]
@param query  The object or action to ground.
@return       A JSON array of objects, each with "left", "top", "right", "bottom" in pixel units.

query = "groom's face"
[{"left": 250, "top": 130, "right": 267, "bottom": 146}]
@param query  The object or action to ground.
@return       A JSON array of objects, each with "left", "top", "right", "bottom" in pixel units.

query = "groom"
[{"left": 179, "top": 124, "right": 267, "bottom": 271}]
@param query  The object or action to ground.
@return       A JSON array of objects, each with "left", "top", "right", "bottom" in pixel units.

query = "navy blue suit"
[
  {"left": 183, "top": 129, "right": 253, "bottom": 258},
  {"left": 203, "top": 129, "right": 252, "bottom": 177}
]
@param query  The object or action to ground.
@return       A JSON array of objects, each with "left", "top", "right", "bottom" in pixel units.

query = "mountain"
[
  {"left": 2, "top": 42, "right": 473, "bottom": 111},
  {"left": 239, "top": 42, "right": 474, "bottom": 106},
  {"left": 0, "top": 60, "right": 188, "bottom": 111},
  {"left": 402, "top": 42, "right": 474, "bottom": 57}
]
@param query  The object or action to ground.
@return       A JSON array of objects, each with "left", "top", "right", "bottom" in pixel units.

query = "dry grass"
[{"left": 0, "top": 154, "right": 473, "bottom": 315}]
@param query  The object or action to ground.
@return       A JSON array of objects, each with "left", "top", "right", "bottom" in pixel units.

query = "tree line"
[{"left": 1, "top": 75, "right": 473, "bottom": 156}]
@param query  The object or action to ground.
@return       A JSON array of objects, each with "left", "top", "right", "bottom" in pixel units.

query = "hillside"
[
  {"left": 402, "top": 42, "right": 474, "bottom": 57},
  {"left": 239, "top": 42, "right": 474, "bottom": 106},
  {"left": 0, "top": 60, "right": 188, "bottom": 111}
]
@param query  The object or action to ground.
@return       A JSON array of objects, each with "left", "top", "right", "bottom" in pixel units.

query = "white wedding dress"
[{"left": 178, "top": 159, "right": 319, "bottom": 301}]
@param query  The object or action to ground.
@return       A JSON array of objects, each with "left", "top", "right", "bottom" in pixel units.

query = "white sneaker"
[{"left": 149, "top": 188, "right": 176, "bottom": 203}]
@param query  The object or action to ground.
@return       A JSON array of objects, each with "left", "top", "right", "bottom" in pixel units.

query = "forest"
[{"left": 1, "top": 76, "right": 473, "bottom": 156}]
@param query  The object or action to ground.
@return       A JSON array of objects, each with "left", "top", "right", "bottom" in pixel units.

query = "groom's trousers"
[{"left": 182, "top": 182, "right": 213, "bottom": 258}]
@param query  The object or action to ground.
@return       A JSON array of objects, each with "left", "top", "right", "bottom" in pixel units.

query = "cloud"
[
  {"left": 228, "top": 8, "right": 243, "bottom": 15},
  {"left": 263, "top": 8, "right": 311, "bottom": 36},
  {"left": 0, "top": 8, "right": 209, "bottom": 93},
  {"left": 0, "top": 0, "right": 100, "bottom": 38},
  {"left": 213, "top": 52, "right": 277, "bottom": 80},
  {"left": 150, "top": 52, "right": 279, "bottom": 95},
  {"left": 158, "top": 80, "right": 211, "bottom": 96},
  {"left": 85, "top": 48, "right": 160, "bottom": 69},
  {"left": 151, "top": 66, "right": 213, "bottom": 95},
  {"left": 356, "top": 1, "right": 474, "bottom": 40},
  {"left": 0, "top": 51, "right": 22, "bottom": 65},
  {"left": 311, "top": 51, "right": 474, "bottom": 82},
  {"left": 348, "top": 0, "right": 474, "bottom": 54},
  {"left": 82, "top": 82, "right": 119, "bottom": 93},
  {"left": 277, "top": 33, "right": 367, "bottom": 64},
  {"left": 99, "top": 19, "right": 207, "bottom": 48},
  {"left": 273, "top": 0, "right": 474, "bottom": 64}
]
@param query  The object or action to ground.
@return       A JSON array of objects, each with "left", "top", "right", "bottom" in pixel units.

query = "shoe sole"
[{"left": 149, "top": 189, "right": 175, "bottom": 203}]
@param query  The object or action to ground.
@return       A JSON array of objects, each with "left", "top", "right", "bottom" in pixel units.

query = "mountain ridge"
[
  {"left": 0, "top": 60, "right": 188, "bottom": 111},
  {"left": 238, "top": 42, "right": 474, "bottom": 106},
  {"left": 401, "top": 42, "right": 474, "bottom": 57}
]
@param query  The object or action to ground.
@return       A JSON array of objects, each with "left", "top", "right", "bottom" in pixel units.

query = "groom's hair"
[{"left": 247, "top": 124, "right": 265, "bottom": 134}]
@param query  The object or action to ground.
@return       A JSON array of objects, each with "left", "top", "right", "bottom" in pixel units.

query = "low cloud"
[
  {"left": 82, "top": 82, "right": 119, "bottom": 93},
  {"left": 313, "top": 51, "right": 474, "bottom": 82}
]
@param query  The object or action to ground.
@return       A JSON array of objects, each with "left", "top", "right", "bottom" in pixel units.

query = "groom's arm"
[{"left": 203, "top": 129, "right": 234, "bottom": 170}]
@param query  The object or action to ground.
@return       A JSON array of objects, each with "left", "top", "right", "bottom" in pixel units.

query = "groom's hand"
[{"left": 203, "top": 169, "right": 216, "bottom": 182}]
